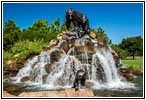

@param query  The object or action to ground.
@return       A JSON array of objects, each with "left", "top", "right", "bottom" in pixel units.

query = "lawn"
[{"left": 122, "top": 57, "right": 143, "bottom": 70}]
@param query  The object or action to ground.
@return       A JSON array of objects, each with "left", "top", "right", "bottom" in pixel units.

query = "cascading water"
[{"left": 11, "top": 36, "right": 134, "bottom": 90}]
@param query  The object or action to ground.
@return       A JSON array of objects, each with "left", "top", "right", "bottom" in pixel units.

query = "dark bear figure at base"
[
  {"left": 72, "top": 69, "right": 86, "bottom": 91},
  {"left": 65, "top": 8, "right": 90, "bottom": 38}
]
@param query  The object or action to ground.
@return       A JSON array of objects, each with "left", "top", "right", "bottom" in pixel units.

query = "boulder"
[
  {"left": 57, "top": 34, "right": 62, "bottom": 40},
  {"left": 45, "top": 64, "right": 52, "bottom": 73},
  {"left": 7, "top": 60, "right": 14, "bottom": 65},
  {"left": 18, "top": 91, "right": 66, "bottom": 97},
  {"left": 130, "top": 69, "right": 143, "bottom": 75},
  {"left": 59, "top": 40, "right": 69, "bottom": 53},
  {"left": 119, "top": 68, "right": 130, "bottom": 74},
  {"left": 20, "top": 76, "right": 29, "bottom": 82},
  {"left": 120, "top": 73, "right": 134, "bottom": 81},
  {"left": 62, "top": 35, "right": 69, "bottom": 39},
  {"left": 42, "top": 74, "right": 48, "bottom": 83},
  {"left": 14, "top": 54, "right": 20, "bottom": 58},
  {"left": 50, "top": 50, "right": 63, "bottom": 64},
  {"left": 89, "top": 32, "right": 96, "bottom": 39},
  {"left": 85, "top": 81, "right": 94, "bottom": 88},
  {"left": 65, "top": 88, "right": 94, "bottom": 97}
]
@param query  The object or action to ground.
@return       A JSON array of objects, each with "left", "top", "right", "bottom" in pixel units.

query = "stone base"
[{"left": 3, "top": 88, "right": 94, "bottom": 97}]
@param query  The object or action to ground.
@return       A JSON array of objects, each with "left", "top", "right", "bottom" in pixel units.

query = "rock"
[
  {"left": 57, "top": 34, "right": 62, "bottom": 40},
  {"left": 130, "top": 69, "right": 143, "bottom": 75},
  {"left": 125, "top": 74, "right": 134, "bottom": 81},
  {"left": 85, "top": 81, "right": 94, "bottom": 88},
  {"left": 9, "top": 62, "right": 24, "bottom": 72},
  {"left": 65, "top": 88, "right": 76, "bottom": 97},
  {"left": 7, "top": 60, "right": 14, "bottom": 65},
  {"left": 42, "top": 46, "right": 51, "bottom": 51},
  {"left": 120, "top": 68, "right": 130, "bottom": 73},
  {"left": 20, "top": 76, "right": 29, "bottom": 82},
  {"left": 3, "top": 91, "right": 17, "bottom": 97},
  {"left": 65, "top": 88, "right": 94, "bottom": 97},
  {"left": 68, "top": 38, "right": 76, "bottom": 48},
  {"left": 50, "top": 50, "right": 63, "bottom": 64},
  {"left": 46, "top": 91, "right": 66, "bottom": 97},
  {"left": 14, "top": 54, "right": 20, "bottom": 58},
  {"left": 50, "top": 40, "right": 57, "bottom": 46},
  {"left": 42, "top": 74, "right": 48, "bottom": 83},
  {"left": 120, "top": 73, "right": 134, "bottom": 81},
  {"left": 32, "top": 62, "right": 38, "bottom": 68},
  {"left": 61, "top": 30, "right": 69, "bottom": 35},
  {"left": 5, "top": 86, "right": 22, "bottom": 92},
  {"left": 18, "top": 91, "right": 66, "bottom": 97},
  {"left": 59, "top": 40, "right": 69, "bottom": 53},
  {"left": 62, "top": 35, "right": 69, "bottom": 39},
  {"left": 18, "top": 91, "right": 46, "bottom": 97},
  {"left": 45, "top": 64, "right": 52, "bottom": 73},
  {"left": 89, "top": 32, "right": 96, "bottom": 39}
]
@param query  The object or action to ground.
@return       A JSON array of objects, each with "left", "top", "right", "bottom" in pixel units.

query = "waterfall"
[{"left": 11, "top": 37, "right": 134, "bottom": 90}]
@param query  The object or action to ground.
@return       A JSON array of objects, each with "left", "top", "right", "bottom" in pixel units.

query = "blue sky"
[{"left": 3, "top": 3, "right": 143, "bottom": 44}]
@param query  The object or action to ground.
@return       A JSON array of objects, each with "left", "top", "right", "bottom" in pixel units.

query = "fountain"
[{"left": 9, "top": 33, "right": 134, "bottom": 90}]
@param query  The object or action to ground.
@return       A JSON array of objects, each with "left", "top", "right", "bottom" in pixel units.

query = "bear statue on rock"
[{"left": 65, "top": 8, "right": 90, "bottom": 38}]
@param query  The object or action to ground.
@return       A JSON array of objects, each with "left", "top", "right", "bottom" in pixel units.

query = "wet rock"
[
  {"left": 59, "top": 40, "right": 69, "bottom": 53},
  {"left": 85, "top": 81, "right": 94, "bottom": 88},
  {"left": 50, "top": 50, "right": 63, "bottom": 64},
  {"left": 45, "top": 64, "right": 52, "bottom": 74},
  {"left": 130, "top": 69, "right": 143, "bottom": 75},
  {"left": 42, "top": 46, "right": 51, "bottom": 51},
  {"left": 50, "top": 40, "right": 57, "bottom": 46},
  {"left": 32, "top": 62, "right": 38, "bottom": 68},
  {"left": 20, "top": 76, "right": 29, "bottom": 82},
  {"left": 42, "top": 74, "right": 48, "bottom": 83},
  {"left": 120, "top": 73, "right": 134, "bottom": 81},
  {"left": 120, "top": 68, "right": 130, "bottom": 74}
]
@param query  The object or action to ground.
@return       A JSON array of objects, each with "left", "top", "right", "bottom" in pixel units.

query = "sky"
[{"left": 3, "top": 3, "right": 143, "bottom": 44}]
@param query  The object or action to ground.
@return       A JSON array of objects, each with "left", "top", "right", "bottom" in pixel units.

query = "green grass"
[{"left": 122, "top": 57, "right": 143, "bottom": 70}]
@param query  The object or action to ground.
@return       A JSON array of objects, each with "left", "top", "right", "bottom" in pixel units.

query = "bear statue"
[
  {"left": 72, "top": 69, "right": 86, "bottom": 90},
  {"left": 65, "top": 8, "right": 90, "bottom": 38}
]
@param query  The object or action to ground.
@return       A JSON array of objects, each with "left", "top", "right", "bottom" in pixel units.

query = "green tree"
[
  {"left": 60, "top": 20, "right": 67, "bottom": 31},
  {"left": 3, "top": 20, "right": 21, "bottom": 50},
  {"left": 111, "top": 44, "right": 127, "bottom": 59},
  {"left": 92, "top": 27, "right": 112, "bottom": 46},
  {"left": 119, "top": 36, "right": 143, "bottom": 59}
]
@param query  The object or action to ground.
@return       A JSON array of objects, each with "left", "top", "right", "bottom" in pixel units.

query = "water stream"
[{"left": 6, "top": 36, "right": 135, "bottom": 90}]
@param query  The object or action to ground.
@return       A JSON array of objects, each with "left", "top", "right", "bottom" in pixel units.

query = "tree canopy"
[{"left": 119, "top": 36, "right": 143, "bottom": 59}]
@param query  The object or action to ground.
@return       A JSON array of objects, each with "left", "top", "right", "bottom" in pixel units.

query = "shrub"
[{"left": 9, "top": 39, "right": 48, "bottom": 61}]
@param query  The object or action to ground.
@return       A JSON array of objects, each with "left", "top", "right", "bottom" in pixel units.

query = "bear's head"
[{"left": 65, "top": 8, "right": 75, "bottom": 20}]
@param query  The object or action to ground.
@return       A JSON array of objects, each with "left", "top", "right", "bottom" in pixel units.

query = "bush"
[
  {"left": 3, "top": 51, "right": 12, "bottom": 60},
  {"left": 8, "top": 39, "right": 48, "bottom": 61}
]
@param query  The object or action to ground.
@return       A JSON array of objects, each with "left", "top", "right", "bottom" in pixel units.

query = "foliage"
[
  {"left": 111, "top": 44, "right": 127, "bottom": 59},
  {"left": 91, "top": 27, "right": 112, "bottom": 46},
  {"left": 3, "top": 20, "right": 21, "bottom": 50},
  {"left": 7, "top": 40, "right": 48, "bottom": 61},
  {"left": 3, "top": 51, "right": 12, "bottom": 60},
  {"left": 119, "top": 36, "right": 143, "bottom": 59}
]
